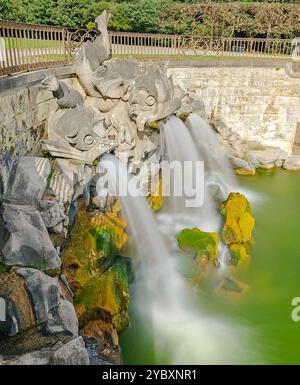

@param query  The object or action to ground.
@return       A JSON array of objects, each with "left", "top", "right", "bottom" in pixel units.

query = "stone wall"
[
  {"left": 168, "top": 60, "right": 300, "bottom": 154},
  {"left": 0, "top": 66, "right": 83, "bottom": 156},
  {"left": 1, "top": 60, "right": 300, "bottom": 157}
]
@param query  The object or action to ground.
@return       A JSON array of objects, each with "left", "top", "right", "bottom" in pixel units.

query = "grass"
[{"left": 4, "top": 38, "right": 62, "bottom": 50}]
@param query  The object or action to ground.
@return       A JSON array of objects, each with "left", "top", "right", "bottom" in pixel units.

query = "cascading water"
[
  {"left": 186, "top": 113, "right": 236, "bottom": 197},
  {"left": 100, "top": 153, "right": 254, "bottom": 364},
  {"left": 158, "top": 116, "right": 221, "bottom": 236}
]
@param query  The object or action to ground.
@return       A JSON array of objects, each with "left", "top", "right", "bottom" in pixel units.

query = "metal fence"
[
  {"left": 109, "top": 32, "right": 294, "bottom": 58},
  {"left": 0, "top": 19, "right": 295, "bottom": 76},
  {"left": 0, "top": 20, "right": 70, "bottom": 76}
]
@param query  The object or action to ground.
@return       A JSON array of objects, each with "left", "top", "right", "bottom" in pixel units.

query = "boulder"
[
  {"left": 0, "top": 203, "right": 61, "bottom": 270},
  {"left": 5, "top": 157, "right": 50, "bottom": 204},
  {"left": 17, "top": 268, "right": 78, "bottom": 337},
  {"left": 246, "top": 148, "right": 287, "bottom": 168},
  {"left": 51, "top": 337, "right": 89, "bottom": 365},
  {"left": 283, "top": 156, "right": 300, "bottom": 171},
  {"left": 46, "top": 300, "right": 78, "bottom": 337},
  {"left": 0, "top": 343, "right": 63, "bottom": 365},
  {"left": 220, "top": 193, "right": 255, "bottom": 265},
  {"left": 220, "top": 193, "right": 255, "bottom": 246},
  {"left": 0, "top": 337, "right": 89, "bottom": 365},
  {"left": 177, "top": 228, "right": 219, "bottom": 261}
]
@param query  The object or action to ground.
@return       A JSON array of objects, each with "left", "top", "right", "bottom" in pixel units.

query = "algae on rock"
[
  {"left": 61, "top": 200, "right": 130, "bottom": 332},
  {"left": 220, "top": 192, "right": 255, "bottom": 265},
  {"left": 177, "top": 228, "right": 219, "bottom": 261}
]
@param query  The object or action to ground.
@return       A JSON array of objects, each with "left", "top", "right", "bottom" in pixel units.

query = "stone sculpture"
[{"left": 42, "top": 11, "right": 184, "bottom": 169}]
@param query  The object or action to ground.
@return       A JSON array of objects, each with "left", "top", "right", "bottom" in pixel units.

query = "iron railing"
[
  {"left": 0, "top": 19, "right": 295, "bottom": 76},
  {"left": 109, "top": 32, "right": 294, "bottom": 58},
  {"left": 0, "top": 20, "right": 70, "bottom": 76}
]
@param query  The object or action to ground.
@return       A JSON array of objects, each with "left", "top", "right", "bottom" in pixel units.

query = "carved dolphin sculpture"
[{"left": 41, "top": 75, "right": 84, "bottom": 108}]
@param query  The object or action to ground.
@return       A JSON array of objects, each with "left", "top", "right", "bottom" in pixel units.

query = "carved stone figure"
[{"left": 41, "top": 75, "right": 84, "bottom": 109}]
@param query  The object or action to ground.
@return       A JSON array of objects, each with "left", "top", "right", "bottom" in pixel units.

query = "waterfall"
[
  {"left": 186, "top": 113, "right": 236, "bottom": 197},
  {"left": 159, "top": 116, "right": 220, "bottom": 233},
  {"left": 100, "top": 153, "right": 252, "bottom": 364}
]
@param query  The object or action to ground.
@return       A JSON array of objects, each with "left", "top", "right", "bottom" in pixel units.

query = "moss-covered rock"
[
  {"left": 177, "top": 228, "right": 218, "bottom": 261},
  {"left": 61, "top": 199, "right": 130, "bottom": 332},
  {"left": 220, "top": 192, "right": 255, "bottom": 265},
  {"left": 62, "top": 200, "right": 128, "bottom": 294},
  {"left": 229, "top": 244, "right": 249, "bottom": 265},
  {"left": 74, "top": 260, "right": 129, "bottom": 332},
  {"left": 220, "top": 192, "right": 255, "bottom": 245},
  {"left": 234, "top": 168, "right": 256, "bottom": 176}
]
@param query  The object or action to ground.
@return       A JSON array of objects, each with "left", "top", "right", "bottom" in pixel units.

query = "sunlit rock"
[{"left": 177, "top": 228, "right": 219, "bottom": 262}]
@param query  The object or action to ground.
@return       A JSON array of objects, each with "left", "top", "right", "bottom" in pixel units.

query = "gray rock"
[
  {"left": 51, "top": 337, "right": 89, "bottom": 365},
  {"left": 0, "top": 298, "right": 19, "bottom": 336},
  {"left": 229, "top": 156, "right": 254, "bottom": 171},
  {"left": 39, "top": 200, "right": 69, "bottom": 237},
  {"left": 5, "top": 157, "right": 50, "bottom": 204},
  {"left": 246, "top": 148, "right": 287, "bottom": 167},
  {"left": 0, "top": 343, "right": 63, "bottom": 365},
  {"left": 0, "top": 203, "right": 61, "bottom": 270},
  {"left": 46, "top": 300, "right": 78, "bottom": 337},
  {"left": 17, "top": 268, "right": 60, "bottom": 324},
  {"left": 16, "top": 268, "right": 78, "bottom": 337},
  {"left": 283, "top": 155, "right": 300, "bottom": 170}
]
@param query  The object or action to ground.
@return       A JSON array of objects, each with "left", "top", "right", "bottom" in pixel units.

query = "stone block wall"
[
  {"left": 0, "top": 66, "right": 78, "bottom": 156},
  {"left": 168, "top": 61, "right": 300, "bottom": 154}
]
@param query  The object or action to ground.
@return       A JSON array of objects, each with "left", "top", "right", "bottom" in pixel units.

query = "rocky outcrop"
[
  {"left": 0, "top": 337, "right": 89, "bottom": 365},
  {"left": 51, "top": 336, "right": 89, "bottom": 365},
  {"left": 177, "top": 228, "right": 219, "bottom": 271},
  {"left": 220, "top": 193, "right": 255, "bottom": 265},
  {"left": 16, "top": 268, "right": 78, "bottom": 337},
  {"left": 283, "top": 155, "right": 300, "bottom": 170},
  {"left": 0, "top": 203, "right": 61, "bottom": 270}
]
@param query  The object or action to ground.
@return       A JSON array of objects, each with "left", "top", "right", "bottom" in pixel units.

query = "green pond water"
[{"left": 121, "top": 169, "right": 300, "bottom": 364}]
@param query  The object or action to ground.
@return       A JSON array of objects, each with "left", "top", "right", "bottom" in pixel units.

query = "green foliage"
[{"left": 1, "top": 1, "right": 299, "bottom": 38}]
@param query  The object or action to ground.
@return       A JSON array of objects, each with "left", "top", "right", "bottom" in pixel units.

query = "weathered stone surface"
[
  {"left": 46, "top": 300, "right": 78, "bottom": 337},
  {"left": 169, "top": 66, "right": 300, "bottom": 155},
  {"left": 17, "top": 268, "right": 78, "bottom": 337},
  {"left": 51, "top": 337, "right": 89, "bottom": 365},
  {"left": 283, "top": 155, "right": 300, "bottom": 170},
  {"left": 0, "top": 203, "right": 61, "bottom": 270},
  {"left": 4, "top": 156, "right": 50, "bottom": 203},
  {"left": 39, "top": 200, "right": 68, "bottom": 236},
  {"left": 0, "top": 343, "right": 63, "bottom": 365},
  {"left": 0, "top": 269, "right": 36, "bottom": 337},
  {"left": 229, "top": 155, "right": 254, "bottom": 171},
  {"left": 41, "top": 75, "right": 84, "bottom": 109},
  {"left": 246, "top": 148, "right": 287, "bottom": 167}
]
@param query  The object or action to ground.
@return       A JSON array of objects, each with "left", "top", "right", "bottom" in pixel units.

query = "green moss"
[
  {"left": 220, "top": 192, "right": 255, "bottom": 265},
  {"left": 74, "top": 259, "right": 130, "bottom": 328},
  {"left": 0, "top": 262, "right": 10, "bottom": 274},
  {"left": 221, "top": 278, "right": 242, "bottom": 293},
  {"left": 177, "top": 228, "right": 218, "bottom": 260},
  {"left": 220, "top": 192, "right": 255, "bottom": 245}
]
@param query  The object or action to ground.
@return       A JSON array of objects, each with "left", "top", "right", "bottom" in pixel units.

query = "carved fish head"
[{"left": 41, "top": 75, "right": 60, "bottom": 92}]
